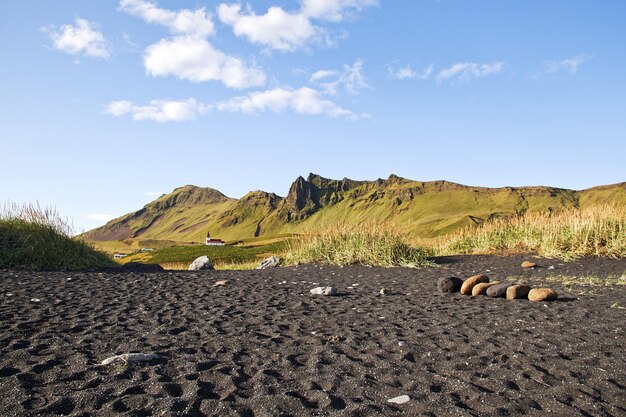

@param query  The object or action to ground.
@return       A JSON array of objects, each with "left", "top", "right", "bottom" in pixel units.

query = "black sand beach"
[{"left": 1, "top": 255, "right": 625, "bottom": 416}]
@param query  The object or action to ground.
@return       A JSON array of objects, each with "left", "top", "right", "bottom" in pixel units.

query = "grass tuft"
[
  {"left": 284, "top": 223, "right": 432, "bottom": 267},
  {"left": 0, "top": 203, "right": 116, "bottom": 270},
  {"left": 437, "top": 205, "right": 626, "bottom": 260}
]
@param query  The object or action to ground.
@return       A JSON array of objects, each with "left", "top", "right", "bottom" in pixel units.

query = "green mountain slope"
[{"left": 85, "top": 174, "right": 626, "bottom": 245}]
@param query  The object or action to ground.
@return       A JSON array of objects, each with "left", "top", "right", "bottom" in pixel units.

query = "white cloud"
[
  {"left": 545, "top": 54, "right": 592, "bottom": 74},
  {"left": 218, "top": 4, "right": 315, "bottom": 52},
  {"left": 44, "top": 18, "right": 111, "bottom": 59},
  {"left": 104, "top": 98, "right": 210, "bottom": 122},
  {"left": 119, "top": 1, "right": 265, "bottom": 89},
  {"left": 435, "top": 61, "right": 505, "bottom": 84},
  {"left": 119, "top": 0, "right": 214, "bottom": 37},
  {"left": 143, "top": 36, "right": 266, "bottom": 88},
  {"left": 217, "top": 0, "right": 377, "bottom": 51},
  {"left": 86, "top": 213, "right": 117, "bottom": 222},
  {"left": 216, "top": 86, "right": 366, "bottom": 120},
  {"left": 310, "top": 59, "right": 368, "bottom": 95},
  {"left": 388, "top": 63, "right": 433, "bottom": 80}
]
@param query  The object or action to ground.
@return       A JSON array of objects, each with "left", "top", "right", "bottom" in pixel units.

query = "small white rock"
[
  {"left": 100, "top": 353, "right": 160, "bottom": 366},
  {"left": 30, "top": 298, "right": 40, "bottom": 303},
  {"left": 310, "top": 287, "right": 337, "bottom": 296},
  {"left": 388, "top": 395, "right": 410, "bottom": 404},
  {"left": 398, "top": 341, "right": 406, "bottom": 347}
]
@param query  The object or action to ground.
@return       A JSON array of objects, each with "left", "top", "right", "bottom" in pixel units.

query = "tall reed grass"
[
  {"left": 285, "top": 223, "right": 432, "bottom": 267},
  {"left": 437, "top": 205, "right": 626, "bottom": 260},
  {"left": 0, "top": 202, "right": 116, "bottom": 270}
]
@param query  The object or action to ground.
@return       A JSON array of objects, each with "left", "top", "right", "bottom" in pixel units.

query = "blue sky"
[{"left": 1, "top": 0, "right": 625, "bottom": 232}]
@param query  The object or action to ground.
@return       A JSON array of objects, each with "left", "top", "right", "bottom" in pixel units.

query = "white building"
[{"left": 205, "top": 231, "right": 225, "bottom": 246}]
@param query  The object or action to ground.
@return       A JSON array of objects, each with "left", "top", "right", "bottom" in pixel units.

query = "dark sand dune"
[{"left": 1, "top": 255, "right": 625, "bottom": 416}]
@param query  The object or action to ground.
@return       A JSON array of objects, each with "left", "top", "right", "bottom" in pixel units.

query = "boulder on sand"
[
  {"left": 506, "top": 284, "right": 531, "bottom": 300},
  {"left": 528, "top": 288, "right": 558, "bottom": 302},
  {"left": 188, "top": 256, "right": 214, "bottom": 271},
  {"left": 256, "top": 256, "right": 280, "bottom": 270},
  {"left": 438, "top": 277, "right": 463, "bottom": 293},
  {"left": 460, "top": 275, "right": 489, "bottom": 295},
  {"left": 487, "top": 282, "right": 513, "bottom": 298},
  {"left": 472, "top": 281, "right": 501, "bottom": 296}
]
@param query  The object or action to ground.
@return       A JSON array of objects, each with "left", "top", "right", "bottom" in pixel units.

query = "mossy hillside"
[{"left": 85, "top": 175, "right": 626, "bottom": 249}]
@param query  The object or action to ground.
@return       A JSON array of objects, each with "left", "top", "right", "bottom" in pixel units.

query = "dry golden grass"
[
  {"left": 284, "top": 223, "right": 432, "bottom": 267},
  {"left": 437, "top": 205, "right": 626, "bottom": 260}
]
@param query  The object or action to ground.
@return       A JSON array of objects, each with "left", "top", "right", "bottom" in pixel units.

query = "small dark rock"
[
  {"left": 438, "top": 277, "right": 463, "bottom": 293},
  {"left": 487, "top": 282, "right": 513, "bottom": 298}
]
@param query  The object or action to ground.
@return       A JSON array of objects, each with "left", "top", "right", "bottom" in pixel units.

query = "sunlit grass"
[
  {"left": 0, "top": 202, "right": 116, "bottom": 270},
  {"left": 284, "top": 222, "right": 432, "bottom": 267},
  {"left": 437, "top": 205, "right": 626, "bottom": 260}
]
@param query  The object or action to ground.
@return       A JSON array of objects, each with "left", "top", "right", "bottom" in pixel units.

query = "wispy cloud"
[
  {"left": 387, "top": 63, "right": 433, "bottom": 80},
  {"left": 86, "top": 213, "right": 117, "bottom": 222},
  {"left": 435, "top": 61, "right": 505, "bottom": 84},
  {"left": 105, "top": 86, "right": 368, "bottom": 122},
  {"left": 216, "top": 87, "right": 367, "bottom": 120},
  {"left": 310, "top": 59, "right": 369, "bottom": 95},
  {"left": 544, "top": 54, "right": 592, "bottom": 74},
  {"left": 217, "top": 0, "right": 378, "bottom": 52},
  {"left": 119, "top": 0, "right": 266, "bottom": 89},
  {"left": 104, "top": 99, "right": 210, "bottom": 122},
  {"left": 42, "top": 18, "right": 111, "bottom": 59}
]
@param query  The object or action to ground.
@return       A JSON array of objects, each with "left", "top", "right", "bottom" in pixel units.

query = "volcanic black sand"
[{"left": 1, "top": 255, "right": 625, "bottom": 416}]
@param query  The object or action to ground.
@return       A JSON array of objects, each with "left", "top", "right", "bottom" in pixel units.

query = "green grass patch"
[{"left": 0, "top": 203, "right": 117, "bottom": 270}]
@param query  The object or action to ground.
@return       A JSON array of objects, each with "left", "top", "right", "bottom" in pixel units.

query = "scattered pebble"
[
  {"left": 213, "top": 280, "right": 228, "bottom": 287},
  {"left": 388, "top": 395, "right": 411, "bottom": 404},
  {"left": 528, "top": 288, "right": 558, "bottom": 302},
  {"left": 379, "top": 288, "right": 389, "bottom": 296},
  {"left": 100, "top": 353, "right": 161, "bottom": 366},
  {"left": 460, "top": 275, "right": 489, "bottom": 295},
  {"left": 506, "top": 284, "right": 531, "bottom": 300},
  {"left": 471, "top": 281, "right": 500, "bottom": 296},
  {"left": 398, "top": 341, "right": 406, "bottom": 347},
  {"left": 487, "top": 282, "right": 514, "bottom": 298},
  {"left": 438, "top": 277, "right": 463, "bottom": 293},
  {"left": 521, "top": 260, "right": 537, "bottom": 269},
  {"left": 310, "top": 287, "right": 337, "bottom": 296},
  {"left": 30, "top": 298, "right": 40, "bottom": 303}
]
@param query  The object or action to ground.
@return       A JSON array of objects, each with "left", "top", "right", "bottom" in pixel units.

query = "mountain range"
[{"left": 85, "top": 174, "right": 626, "bottom": 245}]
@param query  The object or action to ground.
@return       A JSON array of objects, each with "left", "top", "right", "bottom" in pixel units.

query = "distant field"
[{"left": 118, "top": 240, "right": 287, "bottom": 269}]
